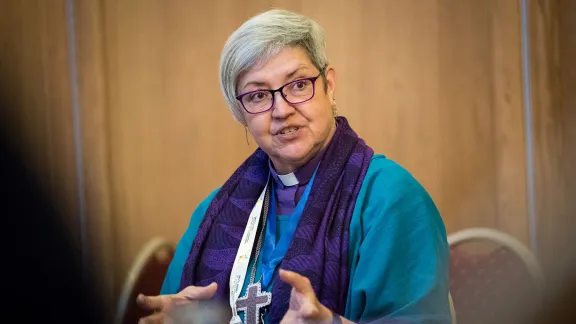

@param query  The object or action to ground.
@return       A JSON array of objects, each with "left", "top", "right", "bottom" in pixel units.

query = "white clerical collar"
[{"left": 277, "top": 173, "right": 299, "bottom": 186}]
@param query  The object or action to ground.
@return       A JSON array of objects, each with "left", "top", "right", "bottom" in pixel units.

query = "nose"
[{"left": 270, "top": 91, "right": 295, "bottom": 119}]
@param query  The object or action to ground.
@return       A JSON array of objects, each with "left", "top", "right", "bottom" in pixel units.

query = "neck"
[{"left": 273, "top": 157, "right": 309, "bottom": 175}]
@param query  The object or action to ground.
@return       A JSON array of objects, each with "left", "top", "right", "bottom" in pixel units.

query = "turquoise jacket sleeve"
[
  {"left": 346, "top": 155, "right": 451, "bottom": 323},
  {"left": 160, "top": 188, "right": 220, "bottom": 295}
]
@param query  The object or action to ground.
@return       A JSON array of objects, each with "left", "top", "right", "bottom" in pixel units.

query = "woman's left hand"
[{"left": 279, "top": 269, "right": 334, "bottom": 324}]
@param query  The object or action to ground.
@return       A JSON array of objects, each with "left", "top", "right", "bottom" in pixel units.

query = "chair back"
[
  {"left": 449, "top": 293, "right": 457, "bottom": 324},
  {"left": 448, "top": 228, "right": 544, "bottom": 324},
  {"left": 115, "top": 237, "right": 175, "bottom": 324}
]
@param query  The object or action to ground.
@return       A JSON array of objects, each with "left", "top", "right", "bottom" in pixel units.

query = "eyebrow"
[{"left": 241, "top": 65, "right": 311, "bottom": 92}]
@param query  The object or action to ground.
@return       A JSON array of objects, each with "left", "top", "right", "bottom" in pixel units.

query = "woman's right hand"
[{"left": 136, "top": 282, "right": 218, "bottom": 324}]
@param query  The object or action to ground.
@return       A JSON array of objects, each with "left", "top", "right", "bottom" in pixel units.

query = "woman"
[{"left": 138, "top": 9, "right": 451, "bottom": 324}]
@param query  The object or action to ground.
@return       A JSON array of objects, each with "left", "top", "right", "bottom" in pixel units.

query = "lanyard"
[
  {"left": 260, "top": 169, "right": 317, "bottom": 289},
  {"left": 229, "top": 181, "right": 269, "bottom": 324}
]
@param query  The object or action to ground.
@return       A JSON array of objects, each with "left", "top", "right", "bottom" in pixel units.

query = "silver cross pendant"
[{"left": 236, "top": 282, "right": 271, "bottom": 324}]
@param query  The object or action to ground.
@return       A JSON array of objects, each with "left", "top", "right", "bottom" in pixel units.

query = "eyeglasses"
[{"left": 235, "top": 69, "right": 324, "bottom": 114}]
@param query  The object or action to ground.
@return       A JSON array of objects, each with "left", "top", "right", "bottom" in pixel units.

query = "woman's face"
[{"left": 237, "top": 47, "right": 336, "bottom": 174}]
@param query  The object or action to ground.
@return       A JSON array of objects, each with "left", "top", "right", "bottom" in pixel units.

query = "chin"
[
  {"left": 277, "top": 154, "right": 307, "bottom": 165},
  {"left": 274, "top": 146, "right": 314, "bottom": 166}
]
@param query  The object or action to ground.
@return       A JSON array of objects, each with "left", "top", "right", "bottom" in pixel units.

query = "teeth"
[{"left": 280, "top": 127, "right": 298, "bottom": 134}]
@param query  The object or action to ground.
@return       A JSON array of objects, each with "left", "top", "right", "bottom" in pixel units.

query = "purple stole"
[{"left": 179, "top": 117, "right": 374, "bottom": 322}]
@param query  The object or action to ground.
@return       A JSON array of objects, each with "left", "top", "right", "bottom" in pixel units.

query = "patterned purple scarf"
[{"left": 179, "top": 117, "right": 374, "bottom": 322}]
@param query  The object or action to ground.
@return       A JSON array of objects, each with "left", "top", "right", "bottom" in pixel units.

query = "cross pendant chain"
[{"left": 236, "top": 184, "right": 272, "bottom": 324}]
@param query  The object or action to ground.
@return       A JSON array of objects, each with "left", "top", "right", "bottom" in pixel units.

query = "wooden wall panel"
[
  {"left": 0, "top": 0, "right": 79, "bottom": 241},
  {"left": 74, "top": 0, "right": 116, "bottom": 317},
  {"left": 559, "top": 0, "right": 576, "bottom": 242},
  {"left": 100, "top": 0, "right": 257, "bottom": 283},
  {"left": 491, "top": 0, "right": 531, "bottom": 242},
  {"left": 309, "top": 0, "right": 528, "bottom": 241},
  {"left": 530, "top": 0, "right": 576, "bottom": 289},
  {"left": 89, "top": 0, "right": 530, "bottom": 298}
]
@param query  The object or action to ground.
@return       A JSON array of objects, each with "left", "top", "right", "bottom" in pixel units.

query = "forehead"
[{"left": 237, "top": 47, "right": 315, "bottom": 91}]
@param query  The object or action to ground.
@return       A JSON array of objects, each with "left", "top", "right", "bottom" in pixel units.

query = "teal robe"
[{"left": 161, "top": 155, "right": 451, "bottom": 323}]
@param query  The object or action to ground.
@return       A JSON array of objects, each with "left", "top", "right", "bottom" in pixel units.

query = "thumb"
[
  {"left": 179, "top": 282, "right": 218, "bottom": 300},
  {"left": 279, "top": 270, "right": 314, "bottom": 295}
]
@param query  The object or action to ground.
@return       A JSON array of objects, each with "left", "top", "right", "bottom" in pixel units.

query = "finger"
[
  {"left": 288, "top": 287, "right": 317, "bottom": 317},
  {"left": 279, "top": 270, "right": 314, "bottom": 295},
  {"left": 138, "top": 311, "right": 165, "bottom": 324},
  {"left": 137, "top": 294, "right": 173, "bottom": 311},
  {"left": 290, "top": 288, "right": 333, "bottom": 322},
  {"left": 179, "top": 282, "right": 218, "bottom": 300}
]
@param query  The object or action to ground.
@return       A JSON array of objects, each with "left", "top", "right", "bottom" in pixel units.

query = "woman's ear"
[{"left": 324, "top": 65, "right": 337, "bottom": 105}]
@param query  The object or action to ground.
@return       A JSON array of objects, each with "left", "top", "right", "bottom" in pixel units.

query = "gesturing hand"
[
  {"left": 279, "top": 270, "right": 335, "bottom": 324},
  {"left": 136, "top": 283, "right": 218, "bottom": 324}
]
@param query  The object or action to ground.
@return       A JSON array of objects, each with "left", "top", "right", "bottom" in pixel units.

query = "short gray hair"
[{"left": 219, "top": 9, "right": 329, "bottom": 125}]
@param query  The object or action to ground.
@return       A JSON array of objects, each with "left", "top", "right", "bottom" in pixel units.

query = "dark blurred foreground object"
[
  {"left": 0, "top": 126, "right": 102, "bottom": 322},
  {"left": 115, "top": 237, "right": 175, "bottom": 324},
  {"left": 448, "top": 228, "right": 545, "bottom": 324}
]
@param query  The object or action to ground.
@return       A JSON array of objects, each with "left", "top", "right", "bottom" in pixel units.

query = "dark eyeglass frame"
[{"left": 235, "top": 68, "right": 326, "bottom": 114}]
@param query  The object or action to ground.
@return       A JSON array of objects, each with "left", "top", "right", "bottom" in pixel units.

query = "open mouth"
[{"left": 279, "top": 126, "right": 300, "bottom": 135}]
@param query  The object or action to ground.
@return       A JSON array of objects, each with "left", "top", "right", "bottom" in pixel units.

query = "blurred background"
[{"left": 0, "top": 0, "right": 574, "bottom": 323}]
